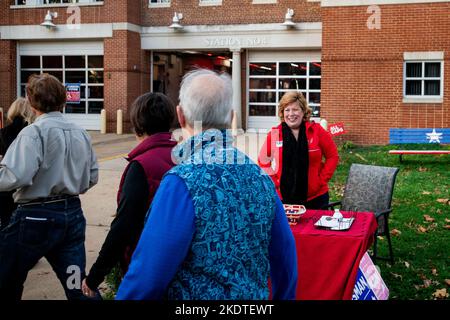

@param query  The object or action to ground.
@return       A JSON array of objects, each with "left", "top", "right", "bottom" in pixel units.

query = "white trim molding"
[
  {"left": 10, "top": 1, "right": 104, "bottom": 9},
  {"left": 404, "top": 51, "right": 444, "bottom": 61},
  {"left": 0, "top": 24, "right": 113, "bottom": 40},
  {"left": 322, "top": 0, "right": 450, "bottom": 7},
  {"left": 141, "top": 23, "right": 322, "bottom": 50}
]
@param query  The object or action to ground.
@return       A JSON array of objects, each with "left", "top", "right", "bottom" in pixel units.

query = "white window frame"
[
  {"left": 252, "top": 0, "right": 277, "bottom": 4},
  {"left": 248, "top": 61, "right": 322, "bottom": 118},
  {"left": 148, "top": 0, "right": 171, "bottom": 8},
  {"left": 403, "top": 60, "right": 444, "bottom": 104},
  {"left": 13, "top": 0, "right": 103, "bottom": 7},
  {"left": 19, "top": 54, "right": 104, "bottom": 115},
  {"left": 199, "top": 0, "right": 223, "bottom": 6}
]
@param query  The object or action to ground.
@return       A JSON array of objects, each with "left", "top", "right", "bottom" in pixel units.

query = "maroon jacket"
[
  {"left": 117, "top": 132, "right": 177, "bottom": 269},
  {"left": 117, "top": 132, "right": 177, "bottom": 207}
]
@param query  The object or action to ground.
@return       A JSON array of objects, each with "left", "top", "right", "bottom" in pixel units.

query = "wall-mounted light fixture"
[
  {"left": 282, "top": 8, "right": 295, "bottom": 28},
  {"left": 169, "top": 12, "right": 183, "bottom": 30},
  {"left": 41, "top": 10, "right": 58, "bottom": 30}
]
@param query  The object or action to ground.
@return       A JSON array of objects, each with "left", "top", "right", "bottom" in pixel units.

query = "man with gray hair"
[{"left": 116, "top": 68, "right": 297, "bottom": 300}]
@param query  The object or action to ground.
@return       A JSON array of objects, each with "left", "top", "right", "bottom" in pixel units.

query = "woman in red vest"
[
  {"left": 82, "top": 92, "right": 177, "bottom": 297},
  {"left": 258, "top": 91, "right": 339, "bottom": 209}
]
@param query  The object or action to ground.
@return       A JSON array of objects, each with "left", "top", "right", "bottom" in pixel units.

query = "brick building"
[{"left": 0, "top": 0, "right": 448, "bottom": 144}]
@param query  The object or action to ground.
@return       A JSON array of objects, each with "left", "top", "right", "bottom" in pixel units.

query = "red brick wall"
[
  {"left": 2, "top": 0, "right": 142, "bottom": 25},
  {"left": 322, "top": 3, "right": 450, "bottom": 145},
  {"left": 104, "top": 30, "right": 148, "bottom": 133},
  {"left": 0, "top": 40, "right": 17, "bottom": 119},
  {"left": 142, "top": 0, "right": 321, "bottom": 26}
]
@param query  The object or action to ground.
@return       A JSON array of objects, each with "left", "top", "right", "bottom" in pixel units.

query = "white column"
[{"left": 231, "top": 48, "right": 242, "bottom": 129}]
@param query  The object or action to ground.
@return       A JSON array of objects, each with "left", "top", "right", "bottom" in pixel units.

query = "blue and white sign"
[
  {"left": 389, "top": 128, "right": 450, "bottom": 144},
  {"left": 352, "top": 252, "right": 389, "bottom": 300}
]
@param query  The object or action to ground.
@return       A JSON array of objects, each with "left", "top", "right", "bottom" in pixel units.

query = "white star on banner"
[{"left": 426, "top": 129, "right": 442, "bottom": 143}]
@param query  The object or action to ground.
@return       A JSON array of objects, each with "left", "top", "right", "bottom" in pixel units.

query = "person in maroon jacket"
[
  {"left": 258, "top": 91, "right": 339, "bottom": 209},
  {"left": 81, "top": 92, "right": 177, "bottom": 297}
]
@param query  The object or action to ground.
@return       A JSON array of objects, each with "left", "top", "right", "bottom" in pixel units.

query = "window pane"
[
  {"left": 309, "top": 92, "right": 321, "bottom": 104},
  {"left": 279, "top": 62, "right": 307, "bottom": 76},
  {"left": 88, "top": 86, "right": 104, "bottom": 99},
  {"left": 406, "top": 63, "right": 422, "bottom": 78},
  {"left": 66, "top": 71, "right": 86, "bottom": 84},
  {"left": 311, "top": 106, "right": 320, "bottom": 117},
  {"left": 88, "top": 56, "right": 104, "bottom": 69},
  {"left": 43, "top": 70, "right": 63, "bottom": 82},
  {"left": 65, "top": 101, "right": 86, "bottom": 114},
  {"left": 309, "top": 78, "right": 321, "bottom": 90},
  {"left": 249, "top": 105, "right": 276, "bottom": 116},
  {"left": 425, "top": 63, "right": 440, "bottom": 78},
  {"left": 65, "top": 56, "right": 86, "bottom": 68},
  {"left": 88, "top": 70, "right": 104, "bottom": 83},
  {"left": 21, "top": 70, "right": 40, "bottom": 84},
  {"left": 80, "top": 86, "right": 86, "bottom": 99},
  {"left": 405, "top": 80, "right": 421, "bottom": 95},
  {"left": 249, "top": 63, "right": 276, "bottom": 76},
  {"left": 249, "top": 91, "right": 276, "bottom": 103},
  {"left": 21, "top": 56, "right": 40, "bottom": 69},
  {"left": 424, "top": 80, "right": 440, "bottom": 95},
  {"left": 249, "top": 78, "right": 276, "bottom": 89},
  {"left": 279, "top": 78, "right": 306, "bottom": 90},
  {"left": 43, "top": 56, "right": 62, "bottom": 69},
  {"left": 20, "top": 85, "right": 26, "bottom": 97},
  {"left": 309, "top": 62, "right": 321, "bottom": 76},
  {"left": 88, "top": 101, "right": 103, "bottom": 114}
]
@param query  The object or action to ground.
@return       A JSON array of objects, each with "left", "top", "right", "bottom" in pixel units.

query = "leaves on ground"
[
  {"left": 422, "top": 191, "right": 431, "bottom": 195},
  {"left": 418, "top": 167, "right": 428, "bottom": 172},
  {"left": 404, "top": 261, "right": 410, "bottom": 268},
  {"left": 445, "top": 218, "right": 450, "bottom": 223},
  {"left": 445, "top": 279, "right": 450, "bottom": 286},
  {"left": 390, "top": 272, "right": 403, "bottom": 280},
  {"left": 432, "top": 288, "right": 449, "bottom": 299},
  {"left": 444, "top": 225, "right": 450, "bottom": 230},
  {"left": 436, "top": 198, "right": 449, "bottom": 205},
  {"left": 390, "top": 229, "right": 402, "bottom": 236},
  {"left": 423, "top": 215, "right": 435, "bottom": 222},
  {"left": 431, "top": 269, "right": 438, "bottom": 276},
  {"left": 417, "top": 225, "right": 428, "bottom": 233}
]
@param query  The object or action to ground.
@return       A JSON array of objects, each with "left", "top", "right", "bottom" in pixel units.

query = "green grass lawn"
[{"left": 329, "top": 143, "right": 450, "bottom": 300}]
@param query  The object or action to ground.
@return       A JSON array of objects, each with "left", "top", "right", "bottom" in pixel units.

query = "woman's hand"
[{"left": 81, "top": 278, "right": 97, "bottom": 298}]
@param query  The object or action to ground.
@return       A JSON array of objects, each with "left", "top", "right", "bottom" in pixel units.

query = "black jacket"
[{"left": 0, "top": 116, "right": 28, "bottom": 156}]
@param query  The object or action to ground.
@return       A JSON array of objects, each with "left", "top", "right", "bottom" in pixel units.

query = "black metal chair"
[{"left": 327, "top": 163, "right": 399, "bottom": 264}]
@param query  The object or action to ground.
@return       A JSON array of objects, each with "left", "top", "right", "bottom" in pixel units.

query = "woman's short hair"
[
  {"left": 278, "top": 91, "right": 312, "bottom": 122},
  {"left": 130, "top": 92, "right": 176, "bottom": 137},
  {"left": 179, "top": 68, "right": 233, "bottom": 129},
  {"left": 7, "top": 97, "right": 35, "bottom": 124},
  {"left": 26, "top": 73, "right": 66, "bottom": 113}
]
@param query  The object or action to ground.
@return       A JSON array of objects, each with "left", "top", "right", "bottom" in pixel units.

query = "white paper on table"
[{"left": 314, "top": 216, "right": 355, "bottom": 230}]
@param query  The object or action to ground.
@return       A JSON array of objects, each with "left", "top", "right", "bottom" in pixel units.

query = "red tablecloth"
[{"left": 291, "top": 210, "right": 377, "bottom": 300}]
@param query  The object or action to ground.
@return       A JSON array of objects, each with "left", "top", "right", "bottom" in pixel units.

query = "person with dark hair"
[
  {"left": 0, "top": 73, "right": 99, "bottom": 300},
  {"left": 0, "top": 98, "right": 35, "bottom": 229},
  {"left": 258, "top": 91, "right": 339, "bottom": 210},
  {"left": 81, "top": 92, "right": 177, "bottom": 298}
]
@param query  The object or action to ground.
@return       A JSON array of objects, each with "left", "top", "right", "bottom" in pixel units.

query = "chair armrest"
[
  {"left": 375, "top": 208, "right": 392, "bottom": 218},
  {"left": 324, "top": 200, "right": 342, "bottom": 210}
]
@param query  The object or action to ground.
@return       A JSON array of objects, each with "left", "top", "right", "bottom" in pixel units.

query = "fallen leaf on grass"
[
  {"left": 437, "top": 198, "right": 449, "bottom": 205},
  {"left": 422, "top": 191, "right": 431, "bottom": 195},
  {"left": 432, "top": 288, "right": 449, "bottom": 299},
  {"left": 437, "top": 209, "right": 442, "bottom": 214},
  {"left": 444, "top": 225, "right": 450, "bottom": 230},
  {"left": 377, "top": 236, "right": 384, "bottom": 240},
  {"left": 445, "top": 279, "right": 450, "bottom": 286},
  {"left": 423, "top": 279, "right": 432, "bottom": 288},
  {"left": 431, "top": 269, "right": 438, "bottom": 276},
  {"left": 404, "top": 261, "right": 410, "bottom": 268},
  {"left": 423, "top": 215, "right": 435, "bottom": 222},
  {"left": 445, "top": 218, "right": 450, "bottom": 223},
  {"left": 418, "top": 167, "right": 427, "bottom": 172},
  {"left": 390, "top": 229, "right": 402, "bottom": 236},
  {"left": 355, "top": 153, "right": 368, "bottom": 162},
  {"left": 390, "top": 272, "right": 403, "bottom": 280},
  {"left": 417, "top": 226, "right": 428, "bottom": 233}
]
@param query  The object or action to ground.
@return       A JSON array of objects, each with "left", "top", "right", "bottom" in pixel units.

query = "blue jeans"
[{"left": 0, "top": 197, "right": 100, "bottom": 300}]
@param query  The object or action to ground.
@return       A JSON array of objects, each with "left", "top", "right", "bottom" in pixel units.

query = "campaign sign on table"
[
  {"left": 66, "top": 83, "right": 81, "bottom": 104},
  {"left": 352, "top": 252, "right": 389, "bottom": 300}
]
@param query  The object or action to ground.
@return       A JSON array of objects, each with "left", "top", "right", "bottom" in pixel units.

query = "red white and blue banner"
[
  {"left": 352, "top": 252, "right": 389, "bottom": 300},
  {"left": 389, "top": 128, "right": 450, "bottom": 144}
]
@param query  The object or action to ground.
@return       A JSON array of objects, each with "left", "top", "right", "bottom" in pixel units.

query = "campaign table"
[{"left": 290, "top": 210, "right": 377, "bottom": 300}]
